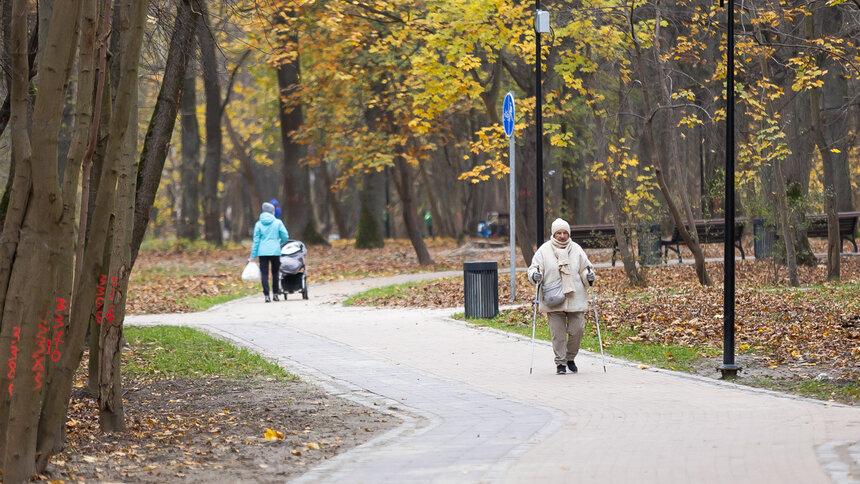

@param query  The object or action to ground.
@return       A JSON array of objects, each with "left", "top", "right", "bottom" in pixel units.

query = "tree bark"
[
  {"left": 224, "top": 114, "right": 262, "bottom": 214},
  {"left": 276, "top": 62, "right": 311, "bottom": 236},
  {"left": 628, "top": 3, "right": 710, "bottom": 285},
  {"left": 197, "top": 3, "right": 223, "bottom": 246},
  {"left": 815, "top": 8, "right": 853, "bottom": 213},
  {"left": 131, "top": 0, "right": 199, "bottom": 265},
  {"left": 33, "top": 0, "right": 98, "bottom": 463},
  {"left": 810, "top": 86, "right": 841, "bottom": 281},
  {"left": 748, "top": 14, "right": 799, "bottom": 286},
  {"left": 320, "top": 161, "right": 347, "bottom": 238},
  {"left": 100, "top": 55, "right": 141, "bottom": 431},
  {"left": 178, "top": 66, "right": 201, "bottom": 240},
  {"left": 392, "top": 152, "right": 433, "bottom": 265},
  {"left": 355, "top": 171, "right": 385, "bottom": 248},
  {"left": 807, "top": 16, "right": 841, "bottom": 280},
  {"left": 1, "top": 0, "right": 79, "bottom": 480},
  {"left": 417, "top": 161, "right": 445, "bottom": 238}
]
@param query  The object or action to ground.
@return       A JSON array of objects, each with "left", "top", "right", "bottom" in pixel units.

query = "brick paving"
[{"left": 128, "top": 272, "right": 860, "bottom": 483}]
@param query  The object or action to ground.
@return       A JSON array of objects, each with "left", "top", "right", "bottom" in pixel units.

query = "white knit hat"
[
  {"left": 551, "top": 218, "right": 570, "bottom": 235},
  {"left": 262, "top": 202, "right": 275, "bottom": 214}
]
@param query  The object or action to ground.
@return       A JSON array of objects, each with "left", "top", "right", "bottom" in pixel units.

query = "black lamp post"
[
  {"left": 719, "top": 0, "right": 740, "bottom": 379},
  {"left": 535, "top": 4, "right": 544, "bottom": 243}
]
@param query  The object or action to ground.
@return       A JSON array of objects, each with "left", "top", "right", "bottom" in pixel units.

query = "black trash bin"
[
  {"left": 753, "top": 219, "right": 776, "bottom": 259},
  {"left": 638, "top": 224, "right": 662, "bottom": 266},
  {"left": 464, "top": 261, "right": 498, "bottom": 319}
]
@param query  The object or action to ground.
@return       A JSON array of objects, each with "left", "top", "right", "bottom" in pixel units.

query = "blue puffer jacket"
[{"left": 250, "top": 213, "right": 289, "bottom": 258}]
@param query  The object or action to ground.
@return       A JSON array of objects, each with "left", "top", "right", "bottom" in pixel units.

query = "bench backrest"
[{"left": 805, "top": 212, "right": 859, "bottom": 236}]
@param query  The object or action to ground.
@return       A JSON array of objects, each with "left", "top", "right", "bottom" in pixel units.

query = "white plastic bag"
[{"left": 241, "top": 260, "right": 261, "bottom": 281}]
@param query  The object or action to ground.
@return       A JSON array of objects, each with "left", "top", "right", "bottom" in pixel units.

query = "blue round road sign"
[{"left": 503, "top": 92, "right": 515, "bottom": 137}]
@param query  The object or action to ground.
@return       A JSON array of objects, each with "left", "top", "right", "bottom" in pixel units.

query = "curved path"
[{"left": 127, "top": 272, "right": 860, "bottom": 483}]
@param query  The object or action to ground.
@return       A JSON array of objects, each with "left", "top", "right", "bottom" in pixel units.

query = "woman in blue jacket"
[{"left": 250, "top": 202, "right": 289, "bottom": 302}]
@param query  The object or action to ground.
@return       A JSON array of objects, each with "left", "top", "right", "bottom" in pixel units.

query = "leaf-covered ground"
[
  {"left": 129, "top": 238, "right": 859, "bottom": 388},
  {"left": 126, "top": 238, "right": 512, "bottom": 313},
  {"left": 351, "top": 258, "right": 860, "bottom": 381},
  {"left": 50, "top": 238, "right": 855, "bottom": 481},
  {"left": 51, "top": 370, "right": 398, "bottom": 483}
]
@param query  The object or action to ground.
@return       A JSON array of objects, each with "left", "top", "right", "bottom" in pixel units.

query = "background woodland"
[{"left": 0, "top": 0, "right": 857, "bottom": 481}]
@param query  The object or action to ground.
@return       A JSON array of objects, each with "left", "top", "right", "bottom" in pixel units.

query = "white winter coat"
[{"left": 528, "top": 240, "right": 593, "bottom": 313}]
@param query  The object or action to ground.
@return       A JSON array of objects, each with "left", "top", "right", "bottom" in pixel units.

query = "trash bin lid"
[{"left": 463, "top": 261, "right": 498, "bottom": 272}]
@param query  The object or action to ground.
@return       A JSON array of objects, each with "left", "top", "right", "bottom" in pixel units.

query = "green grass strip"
[
  {"left": 455, "top": 310, "right": 716, "bottom": 372},
  {"left": 179, "top": 287, "right": 260, "bottom": 312},
  {"left": 343, "top": 281, "right": 424, "bottom": 306},
  {"left": 123, "top": 326, "right": 295, "bottom": 381}
]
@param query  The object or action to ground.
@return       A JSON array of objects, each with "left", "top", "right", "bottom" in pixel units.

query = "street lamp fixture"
[{"left": 535, "top": 8, "right": 548, "bottom": 243}]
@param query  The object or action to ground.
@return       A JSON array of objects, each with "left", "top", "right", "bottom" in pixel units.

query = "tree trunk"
[
  {"left": 100, "top": 61, "right": 141, "bottom": 431},
  {"left": 810, "top": 86, "right": 841, "bottom": 281},
  {"left": 807, "top": 16, "right": 840, "bottom": 280},
  {"left": 228, "top": 173, "right": 247, "bottom": 242},
  {"left": 320, "top": 161, "right": 347, "bottom": 238},
  {"left": 815, "top": 9, "right": 853, "bottom": 213},
  {"left": 131, "top": 0, "right": 199, "bottom": 265},
  {"left": 748, "top": 17, "right": 799, "bottom": 286},
  {"left": 417, "top": 161, "right": 445, "bottom": 238},
  {"left": 355, "top": 171, "right": 385, "bottom": 248},
  {"left": 198, "top": 3, "right": 223, "bottom": 246},
  {"left": 1, "top": 0, "right": 79, "bottom": 479},
  {"left": 34, "top": 0, "right": 99, "bottom": 462},
  {"left": 785, "top": 90, "right": 816, "bottom": 266},
  {"left": 583, "top": 59, "right": 642, "bottom": 285},
  {"left": 178, "top": 66, "right": 201, "bottom": 240},
  {"left": 225, "top": 114, "right": 262, "bottom": 214},
  {"left": 277, "top": 64, "right": 314, "bottom": 240},
  {"left": 392, "top": 153, "right": 433, "bottom": 265},
  {"left": 628, "top": 4, "right": 710, "bottom": 285}
]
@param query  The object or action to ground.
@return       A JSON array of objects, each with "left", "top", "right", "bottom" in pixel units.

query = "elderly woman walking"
[
  {"left": 528, "top": 218, "right": 596, "bottom": 374},
  {"left": 250, "top": 202, "right": 289, "bottom": 302}
]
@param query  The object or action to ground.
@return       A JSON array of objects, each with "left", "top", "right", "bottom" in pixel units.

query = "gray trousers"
[{"left": 547, "top": 311, "right": 585, "bottom": 366}]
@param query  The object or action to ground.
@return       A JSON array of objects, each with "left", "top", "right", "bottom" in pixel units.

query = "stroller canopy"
[{"left": 280, "top": 240, "right": 307, "bottom": 275}]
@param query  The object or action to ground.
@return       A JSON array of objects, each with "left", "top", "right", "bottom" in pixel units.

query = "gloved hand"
[
  {"left": 533, "top": 271, "right": 542, "bottom": 283},
  {"left": 586, "top": 268, "right": 595, "bottom": 286}
]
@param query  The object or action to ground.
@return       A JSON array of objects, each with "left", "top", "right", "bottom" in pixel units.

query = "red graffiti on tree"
[
  {"left": 95, "top": 274, "right": 107, "bottom": 324},
  {"left": 48, "top": 297, "right": 67, "bottom": 363},
  {"left": 6, "top": 326, "right": 20, "bottom": 396},
  {"left": 32, "top": 320, "right": 48, "bottom": 390},
  {"left": 105, "top": 277, "right": 117, "bottom": 326}
]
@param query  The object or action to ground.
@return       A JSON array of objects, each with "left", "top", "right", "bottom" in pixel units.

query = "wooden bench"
[
  {"left": 569, "top": 223, "right": 622, "bottom": 266},
  {"left": 661, "top": 219, "right": 746, "bottom": 263},
  {"left": 805, "top": 211, "right": 859, "bottom": 252}
]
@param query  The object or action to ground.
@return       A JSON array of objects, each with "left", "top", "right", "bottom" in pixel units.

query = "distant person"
[
  {"left": 250, "top": 202, "right": 289, "bottom": 302},
  {"left": 270, "top": 198, "right": 282, "bottom": 219},
  {"left": 528, "top": 218, "right": 596, "bottom": 374}
]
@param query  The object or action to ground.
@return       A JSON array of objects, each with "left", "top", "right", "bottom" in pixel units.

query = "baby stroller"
[{"left": 279, "top": 239, "right": 308, "bottom": 300}]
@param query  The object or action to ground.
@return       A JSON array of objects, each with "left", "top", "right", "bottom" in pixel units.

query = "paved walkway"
[{"left": 127, "top": 272, "right": 860, "bottom": 483}]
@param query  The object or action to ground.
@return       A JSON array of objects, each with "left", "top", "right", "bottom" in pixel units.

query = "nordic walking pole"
[
  {"left": 530, "top": 280, "right": 541, "bottom": 374},
  {"left": 587, "top": 267, "right": 606, "bottom": 373}
]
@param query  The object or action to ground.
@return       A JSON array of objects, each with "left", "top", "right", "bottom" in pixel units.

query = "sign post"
[{"left": 503, "top": 92, "right": 516, "bottom": 301}]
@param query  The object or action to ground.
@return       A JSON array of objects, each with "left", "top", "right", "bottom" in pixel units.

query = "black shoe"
[
  {"left": 273, "top": 293, "right": 279, "bottom": 301},
  {"left": 556, "top": 364, "right": 566, "bottom": 374},
  {"left": 568, "top": 360, "right": 578, "bottom": 373},
  {"left": 264, "top": 295, "right": 271, "bottom": 303}
]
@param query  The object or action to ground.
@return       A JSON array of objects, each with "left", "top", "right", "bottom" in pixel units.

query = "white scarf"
[{"left": 551, "top": 237, "right": 575, "bottom": 294}]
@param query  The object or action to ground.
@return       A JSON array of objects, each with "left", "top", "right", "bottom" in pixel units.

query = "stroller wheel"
[{"left": 302, "top": 274, "right": 308, "bottom": 300}]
